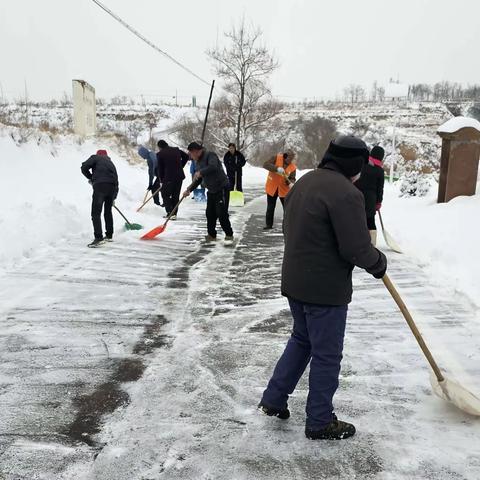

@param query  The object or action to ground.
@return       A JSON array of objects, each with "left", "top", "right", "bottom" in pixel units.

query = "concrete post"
[{"left": 437, "top": 117, "right": 480, "bottom": 203}]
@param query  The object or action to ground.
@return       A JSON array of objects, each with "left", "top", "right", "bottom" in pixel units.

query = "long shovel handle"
[
  {"left": 382, "top": 274, "right": 444, "bottom": 382},
  {"left": 162, "top": 196, "right": 186, "bottom": 228},
  {"left": 137, "top": 186, "right": 162, "bottom": 212},
  {"left": 378, "top": 210, "right": 386, "bottom": 232},
  {"left": 113, "top": 205, "right": 132, "bottom": 227}
]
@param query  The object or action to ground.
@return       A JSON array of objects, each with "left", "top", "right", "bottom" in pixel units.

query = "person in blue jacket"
[
  {"left": 190, "top": 158, "right": 206, "bottom": 202},
  {"left": 138, "top": 146, "right": 161, "bottom": 206}
]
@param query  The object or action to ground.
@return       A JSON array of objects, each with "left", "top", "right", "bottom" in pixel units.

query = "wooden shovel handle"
[
  {"left": 382, "top": 274, "right": 444, "bottom": 382},
  {"left": 137, "top": 186, "right": 162, "bottom": 212}
]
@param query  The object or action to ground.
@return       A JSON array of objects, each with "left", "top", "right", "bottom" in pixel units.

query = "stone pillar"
[
  {"left": 72, "top": 80, "right": 96, "bottom": 137},
  {"left": 437, "top": 117, "right": 480, "bottom": 203}
]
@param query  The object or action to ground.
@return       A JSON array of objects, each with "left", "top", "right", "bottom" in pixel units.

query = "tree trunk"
[{"left": 236, "top": 86, "right": 245, "bottom": 148}]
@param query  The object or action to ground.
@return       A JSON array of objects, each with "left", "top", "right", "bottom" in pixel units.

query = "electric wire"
[{"left": 90, "top": 0, "right": 210, "bottom": 86}]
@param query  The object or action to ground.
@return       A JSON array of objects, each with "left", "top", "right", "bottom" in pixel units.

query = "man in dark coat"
[
  {"left": 182, "top": 142, "right": 234, "bottom": 244},
  {"left": 354, "top": 145, "right": 385, "bottom": 245},
  {"left": 258, "top": 135, "right": 387, "bottom": 440},
  {"left": 138, "top": 146, "right": 161, "bottom": 206},
  {"left": 156, "top": 140, "right": 189, "bottom": 218},
  {"left": 81, "top": 149, "right": 119, "bottom": 247},
  {"left": 223, "top": 143, "right": 246, "bottom": 192}
]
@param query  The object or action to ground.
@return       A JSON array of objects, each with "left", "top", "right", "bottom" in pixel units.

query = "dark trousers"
[
  {"left": 367, "top": 215, "right": 376, "bottom": 230},
  {"left": 151, "top": 177, "right": 161, "bottom": 205},
  {"left": 265, "top": 192, "right": 285, "bottom": 228},
  {"left": 161, "top": 180, "right": 182, "bottom": 215},
  {"left": 227, "top": 169, "right": 243, "bottom": 192},
  {"left": 206, "top": 188, "right": 233, "bottom": 237},
  {"left": 91, "top": 183, "right": 115, "bottom": 239},
  {"left": 261, "top": 298, "right": 347, "bottom": 430}
]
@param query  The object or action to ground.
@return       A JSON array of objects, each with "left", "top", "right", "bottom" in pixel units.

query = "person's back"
[
  {"left": 197, "top": 150, "right": 229, "bottom": 193},
  {"left": 157, "top": 146, "right": 188, "bottom": 183},
  {"left": 282, "top": 166, "right": 378, "bottom": 305},
  {"left": 81, "top": 153, "right": 118, "bottom": 186}
]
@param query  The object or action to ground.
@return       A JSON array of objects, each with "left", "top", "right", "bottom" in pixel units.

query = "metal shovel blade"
[
  {"left": 140, "top": 224, "right": 166, "bottom": 240},
  {"left": 430, "top": 373, "right": 480, "bottom": 416}
]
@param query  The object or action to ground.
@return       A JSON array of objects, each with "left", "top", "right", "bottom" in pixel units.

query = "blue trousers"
[{"left": 261, "top": 298, "right": 347, "bottom": 429}]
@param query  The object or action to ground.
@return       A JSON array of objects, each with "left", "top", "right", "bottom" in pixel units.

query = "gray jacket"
[{"left": 190, "top": 150, "right": 229, "bottom": 194}]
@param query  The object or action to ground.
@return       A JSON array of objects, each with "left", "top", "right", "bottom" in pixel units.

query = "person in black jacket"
[
  {"left": 156, "top": 140, "right": 189, "bottom": 218},
  {"left": 223, "top": 143, "right": 246, "bottom": 191},
  {"left": 182, "top": 142, "right": 234, "bottom": 244},
  {"left": 258, "top": 135, "right": 387, "bottom": 440},
  {"left": 81, "top": 149, "right": 119, "bottom": 248},
  {"left": 354, "top": 145, "right": 385, "bottom": 245}
]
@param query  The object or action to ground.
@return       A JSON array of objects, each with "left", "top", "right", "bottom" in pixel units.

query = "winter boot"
[
  {"left": 263, "top": 225, "right": 273, "bottom": 230},
  {"left": 224, "top": 235, "right": 234, "bottom": 245},
  {"left": 105, "top": 235, "right": 113, "bottom": 242},
  {"left": 205, "top": 235, "right": 217, "bottom": 242},
  {"left": 88, "top": 238, "right": 105, "bottom": 248},
  {"left": 257, "top": 402, "right": 290, "bottom": 420},
  {"left": 369, "top": 230, "right": 377, "bottom": 246},
  {"left": 305, "top": 415, "right": 356, "bottom": 440}
]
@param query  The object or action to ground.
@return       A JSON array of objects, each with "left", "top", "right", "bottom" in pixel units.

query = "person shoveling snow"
[{"left": 81, "top": 149, "right": 119, "bottom": 248}]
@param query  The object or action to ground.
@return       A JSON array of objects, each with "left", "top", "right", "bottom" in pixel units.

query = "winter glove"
[
  {"left": 147, "top": 184, "right": 153, "bottom": 191},
  {"left": 88, "top": 179, "right": 93, "bottom": 185},
  {"left": 277, "top": 167, "right": 285, "bottom": 174},
  {"left": 365, "top": 249, "right": 387, "bottom": 279},
  {"left": 376, "top": 203, "right": 382, "bottom": 211}
]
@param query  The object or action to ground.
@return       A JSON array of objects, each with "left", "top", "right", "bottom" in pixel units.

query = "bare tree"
[
  {"left": 207, "top": 18, "right": 280, "bottom": 151},
  {"left": 301, "top": 117, "right": 337, "bottom": 168}
]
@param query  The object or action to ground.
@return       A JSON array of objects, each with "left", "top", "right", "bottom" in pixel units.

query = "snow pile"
[
  {"left": 382, "top": 183, "right": 480, "bottom": 307},
  {"left": 437, "top": 116, "right": 480, "bottom": 133},
  {"left": 0, "top": 129, "right": 147, "bottom": 271}
]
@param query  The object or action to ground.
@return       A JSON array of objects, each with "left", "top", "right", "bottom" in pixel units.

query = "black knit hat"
[
  {"left": 320, "top": 135, "right": 369, "bottom": 177},
  {"left": 157, "top": 139, "right": 169, "bottom": 148},
  {"left": 187, "top": 141, "right": 203, "bottom": 151},
  {"left": 370, "top": 145, "right": 385, "bottom": 161}
]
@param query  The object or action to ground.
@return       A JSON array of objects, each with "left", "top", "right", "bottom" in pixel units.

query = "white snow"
[
  {"left": 381, "top": 181, "right": 480, "bottom": 308},
  {"left": 1, "top": 130, "right": 480, "bottom": 479},
  {"left": 437, "top": 116, "right": 480, "bottom": 134}
]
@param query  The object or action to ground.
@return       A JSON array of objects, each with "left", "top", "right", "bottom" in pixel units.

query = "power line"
[{"left": 90, "top": 0, "right": 210, "bottom": 86}]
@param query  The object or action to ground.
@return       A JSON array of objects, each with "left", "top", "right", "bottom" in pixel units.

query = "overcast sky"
[{"left": 1, "top": 0, "right": 479, "bottom": 103}]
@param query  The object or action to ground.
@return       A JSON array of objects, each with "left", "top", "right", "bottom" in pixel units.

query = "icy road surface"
[{"left": 1, "top": 189, "right": 479, "bottom": 480}]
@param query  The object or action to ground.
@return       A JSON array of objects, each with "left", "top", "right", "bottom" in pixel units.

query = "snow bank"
[
  {"left": 0, "top": 130, "right": 147, "bottom": 272},
  {"left": 382, "top": 183, "right": 480, "bottom": 307},
  {"left": 437, "top": 116, "right": 480, "bottom": 133}
]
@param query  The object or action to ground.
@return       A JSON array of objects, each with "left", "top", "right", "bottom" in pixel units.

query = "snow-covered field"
[{"left": 1, "top": 129, "right": 480, "bottom": 479}]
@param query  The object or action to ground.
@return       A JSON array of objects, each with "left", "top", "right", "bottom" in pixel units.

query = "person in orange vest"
[{"left": 263, "top": 150, "right": 297, "bottom": 230}]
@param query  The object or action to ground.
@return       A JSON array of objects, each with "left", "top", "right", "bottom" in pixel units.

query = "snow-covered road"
[{"left": 1, "top": 188, "right": 479, "bottom": 480}]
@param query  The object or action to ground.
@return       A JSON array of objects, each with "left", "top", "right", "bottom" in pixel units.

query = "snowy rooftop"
[{"left": 437, "top": 116, "right": 480, "bottom": 134}]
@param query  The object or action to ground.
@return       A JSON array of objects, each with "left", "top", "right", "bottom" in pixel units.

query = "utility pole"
[{"left": 390, "top": 116, "right": 397, "bottom": 183}]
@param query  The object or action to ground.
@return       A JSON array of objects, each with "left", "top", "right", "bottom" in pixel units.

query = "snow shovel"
[
  {"left": 140, "top": 196, "right": 185, "bottom": 240},
  {"left": 382, "top": 274, "right": 480, "bottom": 416},
  {"left": 378, "top": 211, "right": 403, "bottom": 254},
  {"left": 137, "top": 186, "right": 162, "bottom": 212},
  {"left": 230, "top": 190, "right": 244, "bottom": 207},
  {"left": 113, "top": 205, "right": 143, "bottom": 231}
]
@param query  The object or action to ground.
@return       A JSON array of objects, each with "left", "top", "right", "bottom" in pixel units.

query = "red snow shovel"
[
  {"left": 383, "top": 274, "right": 480, "bottom": 416},
  {"left": 140, "top": 197, "right": 185, "bottom": 240}
]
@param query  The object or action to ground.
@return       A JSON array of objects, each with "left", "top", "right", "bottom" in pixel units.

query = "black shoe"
[
  {"left": 263, "top": 225, "right": 273, "bottom": 230},
  {"left": 105, "top": 235, "right": 113, "bottom": 242},
  {"left": 305, "top": 415, "right": 356, "bottom": 440},
  {"left": 87, "top": 238, "right": 105, "bottom": 248},
  {"left": 258, "top": 402, "right": 290, "bottom": 420}
]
